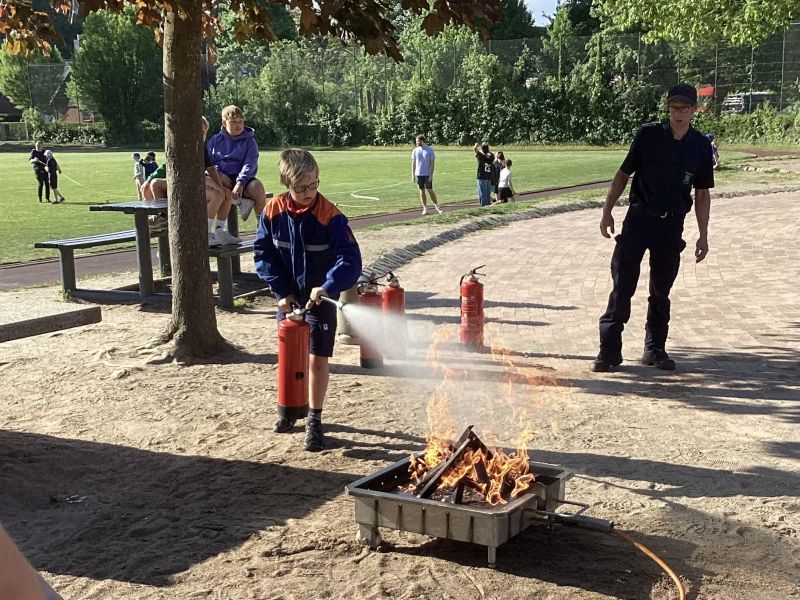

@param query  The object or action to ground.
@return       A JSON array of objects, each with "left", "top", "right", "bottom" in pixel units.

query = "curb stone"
[{"left": 361, "top": 184, "right": 800, "bottom": 282}]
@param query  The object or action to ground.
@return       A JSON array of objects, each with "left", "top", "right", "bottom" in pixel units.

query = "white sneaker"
[
  {"left": 214, "top": 230, "right": 242, "bottom": 245},
  {"left": 434, "top": 205, "right": 443, "bottom": 214},
  {"left": 421, "top": 207, "right": 428, "bottom": 216},
  {"left": 239, "top": 197, "right": 254, "bottom": 221},
  {"left": 208, "top": 231, "right": 221, "bottom": 247}
]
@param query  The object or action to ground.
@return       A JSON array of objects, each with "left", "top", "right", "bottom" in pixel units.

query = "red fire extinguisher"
[
  {"left": 382, "top": 272, "right": 407, "bottom": 358},
  {"left": 359, "top": 279, "right": 384, "bottom": 368},
  {"left": 277, "top": 307, "right": 310, "bottom": 421},
  {"left": 460, "top": 265, "right": 485, "bottom": 349}
]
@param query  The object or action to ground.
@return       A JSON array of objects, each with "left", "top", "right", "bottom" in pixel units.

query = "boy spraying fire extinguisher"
[{"left": 254, "top": 148, "right": 362, "bottom": 451}]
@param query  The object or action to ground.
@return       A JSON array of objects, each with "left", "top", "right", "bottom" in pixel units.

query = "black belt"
[{"left": 629, "top": 203, "right": 681, "bottom": 219}]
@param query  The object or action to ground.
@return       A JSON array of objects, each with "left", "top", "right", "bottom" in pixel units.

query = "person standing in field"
[
  {"left": 44, "top": 150, "right": 65, "bottom": 203},
  {"left": 497, "top": 158, "right": 515, "bottom": 203},
  {"left": 411, "top": 134, "right": 443, "bottom": 216},
  {"left": 491, "top": 151, "right": 505, "bottom": 203},
  {"left": 29, "top": 141, "right": 50, "bottom": 203},
  {"left": 132, "top": 152, "right": 146, "bottom": 200},
  {"left": 473, "top": 142, "right": 494, "bottom": 206}
]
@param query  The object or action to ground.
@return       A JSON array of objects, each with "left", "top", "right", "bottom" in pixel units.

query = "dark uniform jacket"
[
  {"left": 254, "top": 192, "right": 362, "bottom": 305},
  {"left": 621, "top": 122, "right": 715, "bottom": 215}
]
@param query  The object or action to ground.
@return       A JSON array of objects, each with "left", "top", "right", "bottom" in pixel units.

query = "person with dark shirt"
[
  {"left": 44, "top": 150, "right": 65, "bottom": 203},
  {"left": 140, "top": 151, "right": 158, "bottom": 179},
  {"left": 473, "top": 142, "right": 495, "bottom": 207},
  {"left": 591, "top": 83, "right": 714, "bottom": 373},
  {"left": 29, "top": 141, "right": 50, "bottom": 203},
  {"left": 490, "top": 151, "right": 505, "bottom": 203}
]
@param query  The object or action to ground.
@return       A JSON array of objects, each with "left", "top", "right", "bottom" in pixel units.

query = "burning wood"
[{"left": 405, "top": 426, "right": 535, "bottom": 506}]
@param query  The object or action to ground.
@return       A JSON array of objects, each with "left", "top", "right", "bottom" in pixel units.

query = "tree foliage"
[
  {"left": 1, "top": 0, "right": 499, "bottom": 62},
  {"left": 489, "top": 0, "right": 543, "bottom": 40},
  {"left": 595, "top": 0, "right": 799, "bottom": 45},
  {"left": 68, "top": 9, "right": 163, "bottom": 141}
]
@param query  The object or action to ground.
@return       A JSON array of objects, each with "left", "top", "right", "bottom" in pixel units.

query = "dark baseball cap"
[
  {"left": 667, "top": 83, "right": 697, "bottom": 105},
  {"left": 146, "top": 151, "right": 156, "bottom": 158}
]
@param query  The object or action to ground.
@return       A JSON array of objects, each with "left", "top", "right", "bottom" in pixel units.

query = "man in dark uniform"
[
  {"left": 591, "top": 83, "right": 714, "bottom": 372},
  {"left": 29, "top": 141, "right": 50, "bottom": 203}
]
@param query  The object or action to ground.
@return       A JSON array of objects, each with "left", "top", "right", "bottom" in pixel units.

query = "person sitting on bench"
[{"left": 206, "top": 105, "right": 267, "bottom": 222}]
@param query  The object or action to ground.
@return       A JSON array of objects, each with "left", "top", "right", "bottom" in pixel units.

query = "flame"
[{"left": 403, "top": 328, "right": 564, "bottom": 506}]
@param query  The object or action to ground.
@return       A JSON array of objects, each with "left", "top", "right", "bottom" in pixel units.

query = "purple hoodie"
[{"left": 206, "top": 125, "right": 259, "bottom": 186}]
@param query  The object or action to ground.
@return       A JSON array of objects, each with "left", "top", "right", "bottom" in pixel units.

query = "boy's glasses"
[
  {"left": 292, "top": 178, "right": 320, "bottom": 194},
  {"left": 668, "top": 104, "right": 693, "bottom": 114}
]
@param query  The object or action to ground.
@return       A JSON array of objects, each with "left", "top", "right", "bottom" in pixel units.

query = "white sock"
[
  {"left": 208, "top": 218, "right": 216, "bottom": 233},
  {"left": 215, "top": 221, "right": 225, "bottom": 232}
]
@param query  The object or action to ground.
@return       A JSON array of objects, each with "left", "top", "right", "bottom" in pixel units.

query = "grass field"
[{"left": 0, "top": 146, "right": 757, "bottom": 264}]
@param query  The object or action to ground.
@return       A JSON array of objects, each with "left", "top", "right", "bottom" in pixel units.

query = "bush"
[{"left": 694, "top": 104, "right": 799, "bottom": 144}]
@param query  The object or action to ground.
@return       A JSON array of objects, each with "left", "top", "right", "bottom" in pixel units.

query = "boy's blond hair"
[
  {"left": 221, "top": 105, "right": 244, "bottom": 121},
  {"left": 279, "top": 148, "right": 319, "bottom": 188}
]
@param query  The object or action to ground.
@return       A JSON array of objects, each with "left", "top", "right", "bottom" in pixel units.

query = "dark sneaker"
[
  {"left": 590, "top": 353, "right": 622, "bottom": 372},
  {"left": 273, "top": 417, "right": 296, "bottom": 433},
  {"left": 641, "top": 348, "right": 676, "bottom": 371},
  {"left": 304, "top": 420, "right": 325, "bottom": 452}
]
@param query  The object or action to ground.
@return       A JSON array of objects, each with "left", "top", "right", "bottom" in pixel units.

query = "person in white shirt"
[
  {"left": 497, "top": 159, "right": 516, "bottom": 203},
  {"left": 411, "top": 134, "right": 443, "bottom": 216}
]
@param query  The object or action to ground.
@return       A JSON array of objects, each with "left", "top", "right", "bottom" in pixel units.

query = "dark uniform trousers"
[
  {"left": 599, "top": 206, "right": 687, "bottom": 358},
  {"left": 35, "top": 169, "right": 50, "bottom": 201}
]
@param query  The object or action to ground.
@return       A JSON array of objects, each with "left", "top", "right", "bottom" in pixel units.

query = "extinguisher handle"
[{"left": 471, "top": 265, "right": 486, "bottom": 275}]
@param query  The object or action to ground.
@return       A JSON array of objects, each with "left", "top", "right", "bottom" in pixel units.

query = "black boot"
[
  {"left": 273, "top": 417, "right": 296, "bottom": 433},
  {"left": 304, "top": 419, "right": 325, "bottom": 452},
  {"left": 641, "top": 348, "right": 676, "bottom": 371},
  {"left": 590, "top": 353, "right": 623, "bottom": 372}
]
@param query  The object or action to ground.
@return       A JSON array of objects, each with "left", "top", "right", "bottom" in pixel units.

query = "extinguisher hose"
[{"left": 611, "top": 528, "right": 686, "bottom": 600}]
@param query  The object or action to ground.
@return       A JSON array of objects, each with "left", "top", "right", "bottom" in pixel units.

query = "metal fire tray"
[{"left": 346, "top": 453, "right": 577, "bottom": 566}]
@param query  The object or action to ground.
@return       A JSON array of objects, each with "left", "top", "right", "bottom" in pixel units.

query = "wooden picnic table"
[
  {"left": 90, "top": 199, "right": 170, "bottom": 298},
  {"left": 88, "top": 195, "right": 271, "bottom": 306}
]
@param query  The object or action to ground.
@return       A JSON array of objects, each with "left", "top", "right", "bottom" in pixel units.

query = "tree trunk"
[{"left": 159, "top": 3, "right": 228, "bottom": 358}]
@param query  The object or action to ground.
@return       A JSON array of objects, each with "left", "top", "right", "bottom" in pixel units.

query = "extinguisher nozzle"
[{"left": 319, "top": 296, "right": 345, "bottom": 310}]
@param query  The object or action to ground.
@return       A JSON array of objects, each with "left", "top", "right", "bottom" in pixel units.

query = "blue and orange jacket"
[{"left": 254, "top": 192, "right": 362, "bottom": 304}]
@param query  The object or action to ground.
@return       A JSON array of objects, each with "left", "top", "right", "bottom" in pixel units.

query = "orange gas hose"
[{"left": 612, "top": 528, "right": 686, "bottom": 600}]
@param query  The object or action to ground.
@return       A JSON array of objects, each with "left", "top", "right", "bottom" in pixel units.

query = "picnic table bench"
[
  {"left": 34, "top": 227, "right": 169, "bottom": 296},
  {"left": 35, "top": 196, "right": 272, "bottom": 309}
]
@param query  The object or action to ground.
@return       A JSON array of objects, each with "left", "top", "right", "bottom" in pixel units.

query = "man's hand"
[
  {"left": 695, "top": 237, "right": 709, "bottom": 263},
  {"left": 232, "top": 183, "right": 244, "bottom": 198},
  {"left": 277, "top": 294, "right": 298, "bottom": 313},
  {"left": 308, "top": 287, "right": 328, "bottom": 305},
  {"left": 600, "top": 211, "right": 615, "bottom": 238}
]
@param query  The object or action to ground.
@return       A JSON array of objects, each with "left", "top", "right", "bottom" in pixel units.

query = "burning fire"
[
  {"left": 408, "top": 440, "right": 535, "bottom": 505},
  {"left": 405, "top": 330, "right": 559, "bottom": 505}
]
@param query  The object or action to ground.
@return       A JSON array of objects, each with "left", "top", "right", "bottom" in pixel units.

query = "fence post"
[
  {"left": 748, "top": 45, "right": 754, "bottom": 112},
  {"left": 637, "top": 32, "right": 641, "bottom": 78},
  {"left": 779, "top": 26, "right": 787, "bottom": 110},
  {"left": 713, "top": 43, "right": 719, "bottom": 113}
]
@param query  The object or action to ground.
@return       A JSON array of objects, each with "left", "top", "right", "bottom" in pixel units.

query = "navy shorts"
[
  {"left": 416, "top": 175, "right": 432, "bottom": 190},
  {"left": 277, "top": 300, "right": 337, "bottom": 357}
]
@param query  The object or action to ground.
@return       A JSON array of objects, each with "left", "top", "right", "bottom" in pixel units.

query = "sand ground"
[{"left": 1, "top": 165, "right": 798, "bottom": 600}]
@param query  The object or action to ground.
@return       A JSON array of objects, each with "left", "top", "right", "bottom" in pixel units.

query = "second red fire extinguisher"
[
  {"left": 382, "top": 271, "right": 406, "bottom": 358},
  {"left": 459, "top": 265, "right": 485, "bottom": 349},
  {"left": 359, "top": 279, "right": 384, "bottom": 368},
  {"left": 277, "top": 307, "right": 310, "bottom": 421}
]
